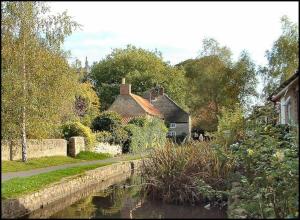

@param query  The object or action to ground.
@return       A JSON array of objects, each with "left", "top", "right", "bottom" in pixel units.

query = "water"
[{"left": 24, "top": 175, "right": 227, "bottom": 219}]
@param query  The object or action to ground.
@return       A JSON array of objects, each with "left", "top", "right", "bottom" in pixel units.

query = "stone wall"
[
  {"left": 1, "top": 139, "right": 67, "bottom": 161},
  {"left": 1, "top": 160, "right": 143, "bottom": 219},
  {"left": 68, "top": 137, "right": 85, "bottom": 157},
  {"left": 94, "top": 142, "right": 122, "bottom": 156}
]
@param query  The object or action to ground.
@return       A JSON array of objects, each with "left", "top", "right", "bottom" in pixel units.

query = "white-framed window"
[
  {"left": 170, "top": 123, "right": 176, "bottom": 128},
  {"left": 168, "top": 131, "right": 176, "bottom": 136},
  {"left": 286, "top": 99, "right": 292, "bottom": 124}
]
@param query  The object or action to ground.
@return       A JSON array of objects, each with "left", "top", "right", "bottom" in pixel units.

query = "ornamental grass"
[{"left": 141, "top": 141, "right": 234, "bottom": 205}]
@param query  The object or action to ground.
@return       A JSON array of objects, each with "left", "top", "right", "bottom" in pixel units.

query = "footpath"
[{"left": 1, "top": 154, "right": 141, "bottom": 181}]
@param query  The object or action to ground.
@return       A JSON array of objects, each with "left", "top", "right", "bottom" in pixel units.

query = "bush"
[
  {"left": 141, "top": 142, "right": 231, "bottom": 205},
  {"left": 213, "top": 103, "right": 245, "bottom": 149},
  {"left": 229, "top": 123, "right": 299, "bottom": 218},
  {"left": 124, "top": 117, "right": 168, "bottom": 154},
  {"left": 95, "top": 131, "right": 113, "bottom": 143},
  {"left": 91, "top": 111, "right": 122, "bottom": 132},
  {"left": 112, "top": 128, "right": 129, "bottom": 145},
  {"left": 62, "top": 121, "right": 96, "bottom": 151},
  {"left": 128, "top": 117, "right": 147, "bottom": 127}
]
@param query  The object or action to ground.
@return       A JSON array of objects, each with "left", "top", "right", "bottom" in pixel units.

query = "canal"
[{"left": 22, "top": 175, "right": 227, "bottom": 219}]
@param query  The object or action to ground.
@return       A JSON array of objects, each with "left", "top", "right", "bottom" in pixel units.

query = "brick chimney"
[{"left": 120, "top": 78, "right": 131, "bottom": 95}]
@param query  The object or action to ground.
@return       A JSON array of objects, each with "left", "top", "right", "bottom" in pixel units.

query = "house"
[
  {"left": 143, "top": 86, "right": 191, "bottom": 139},
  {"left": 270, "top": 70, "right": 299, "bottom": 126},
  {"left": 109, "top": 78, "right": 191, "bottom": 139},
  {"left": 108, "top": 78, "right": 163, "bottom": 124}
]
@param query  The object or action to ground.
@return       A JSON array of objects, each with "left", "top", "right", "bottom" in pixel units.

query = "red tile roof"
[{"left": 130, "top": 93, "right": 163, "bottom": 118}]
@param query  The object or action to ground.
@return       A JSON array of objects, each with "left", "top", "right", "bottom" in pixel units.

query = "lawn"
[
  {"left": 2, "top": 152, "right": 112, "bottom": 173},
  {"left": 1, "top": 162, "right": 114, "bottom": 200}
]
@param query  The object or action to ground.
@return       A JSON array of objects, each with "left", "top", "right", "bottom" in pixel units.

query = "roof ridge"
[{"left": 163, "top": 94, "right": 190, "bottom": 115}]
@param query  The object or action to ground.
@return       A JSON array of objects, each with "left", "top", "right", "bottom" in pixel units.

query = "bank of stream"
[{"left": 22, "top": 174, "right": 227, "bottom": 219}]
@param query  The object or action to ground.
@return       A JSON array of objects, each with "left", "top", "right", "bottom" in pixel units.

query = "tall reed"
[{"left": 141, "top": 141, "right": 234, "bottom": 204}]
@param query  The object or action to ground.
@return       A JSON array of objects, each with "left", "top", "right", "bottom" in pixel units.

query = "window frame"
[{"left": 170, "top": 123, "right": 176, "bottom": 128}]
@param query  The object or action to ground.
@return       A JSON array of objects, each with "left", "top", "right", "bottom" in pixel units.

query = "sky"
[{"left": 48, "top": 1, "right": 298, "bottom": 104}]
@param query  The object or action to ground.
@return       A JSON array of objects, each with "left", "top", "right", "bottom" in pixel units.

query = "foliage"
[
  {"left": 75, "top": 151, "right": 111, "bottom": 160},
  {"left": 124, "top": 117, "right": 168, "bottom": 154},
  {"left": 90, "top": 45, "right": 188, "bottom": 111},
  {"left": 213, "top": 103, "right": 246, "bottom": 148},
  {"left": 74, "top": 82, "right": 100, "bottom": 127},
  {"left": 229, "top": 113, "right": 299, "bottom": 218},
  {"left": 177, "top": 38, "right": 257, "bottom": 131},
  {"left": 111, "top": 128, "right": 129, "bottom": 145},
  {"left": 141, "top": 142, "right": 233, "bottom": 205},
  {"left": 1, "top": 156, "right": 85, "bottom": 173},
  {"left": 260, "top": 15, "right": 299, "bottom": 99},
  {"left": 1, "top": 1, "right": 81, "bottom": 162},
  {"left": 128, "top": 117, "right": 147, "bottom": 127},
  {"left": 91, "top": 111, "right": 122, "bottom": 133},
  {"left": 1, "top": 163, "right": 114, "bottom": 199},
  {"left": 95, "top": 131, "right": 113, "bottom": 143},
  {"left": 61, "top": 121, "right": 96, "bottom": 150}
]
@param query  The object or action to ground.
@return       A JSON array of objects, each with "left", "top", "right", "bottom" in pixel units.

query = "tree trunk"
[{"left": 21, "top": 37, "right": 27, "bottom": 162}]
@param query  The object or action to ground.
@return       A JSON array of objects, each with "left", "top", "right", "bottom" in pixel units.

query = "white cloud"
[{"left": 47, "top": 1, "right": 298, "bottom": 66}]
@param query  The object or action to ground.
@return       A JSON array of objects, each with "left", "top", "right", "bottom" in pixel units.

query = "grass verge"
[
  {"left": 75, "top": 151, "right": 111, "bottom": 160},
  {"left": 1, "top": 162, "right": 114, "bottom": 200},
  {"left": 1, "top": 156, "right": 85, "bottom": 173},
  {"left": 2, "top": 152, "right": 113, "bottom": 173}
]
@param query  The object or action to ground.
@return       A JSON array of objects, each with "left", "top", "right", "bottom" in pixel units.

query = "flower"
[
  {"left": 247, "top": 149, "right": 254, "bottom": 156},
  {"left": 273, "top": 150, "right": 284, "bottom": 162}
]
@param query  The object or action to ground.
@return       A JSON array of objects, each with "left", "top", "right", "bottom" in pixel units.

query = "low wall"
[
  {"left": 1, "top": 139, "right": 67, "bottom": 161},
  {"left": 1, "top": 160, "right": 143, "bottom": 219},
  {"left": 94, "top": 142, "right": 122, "bottom": 156}
]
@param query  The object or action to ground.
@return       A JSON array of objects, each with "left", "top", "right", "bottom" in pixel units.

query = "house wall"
[
  {"left": 108, "top": 95, "right": 146, "bottom": 117},
  {"left": 279, "top": 82, "right": 299, "bottom": 125},
  {"left": 168, "top": 123, "right": 190, "bottom": 137}
]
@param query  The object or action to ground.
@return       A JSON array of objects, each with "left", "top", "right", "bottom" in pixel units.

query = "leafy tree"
[
  {"left": 91, "top": 111, "right": 122, "bottom": 132},
  {"left": 1, "top": 2, "right": 80, "bottom": 161},
  {"left": 261, "top": 15, "right": 299, "bottom": 99},
  {"left": 177, "top": 38, "right": 257, "bottom": 131},
  {"left": 90, "top": 45, "right": 188, "bottom": 111},
  {"left": 74, "top": 82, "right": 100, "bottom": 127}
]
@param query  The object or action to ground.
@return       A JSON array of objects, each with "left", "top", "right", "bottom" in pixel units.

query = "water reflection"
[{"left": 50, "top": 176, "right": 226, "bottom": 219}]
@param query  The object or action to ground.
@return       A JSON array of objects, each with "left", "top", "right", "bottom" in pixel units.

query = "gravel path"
[{"left": 1, "top": 155, "right": 140, "bottom": 182}]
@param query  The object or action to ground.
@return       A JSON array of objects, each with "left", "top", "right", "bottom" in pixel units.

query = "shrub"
[
  {"left": 229, "top": 123, "right": 299, "bottom": 218},
  {"left": 141, "top": 142, "right": 231, "bottom": 205},
  {"left": 62, "top": 121, "right": 96, "bottom": 151},
  {"left": 213, "top": 103, "right": 245, "bottom": 149},
  {"left": 112, "top": 128, "right": 129, "bottom": 145},
  {"left": 91, "top": 111, "right": 122, "bottom": 132},
  {"left": 128, "top": 117, "right": 147, "bottom": 127},
  {"left": 95, "top": 131, "right": 113, "bottom": 143},
  {"left": 124, "top": 117, "right": 168, "bottom": 154}
]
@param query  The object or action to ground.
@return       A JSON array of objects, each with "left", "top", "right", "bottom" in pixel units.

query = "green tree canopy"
[
  {"left": 261, "top": 15, "right": 299, "bottom": 98},
  {"left": 90, "top": 45, "right": 188, "bottom": 111},
  {"left": 74, "top": 82, "right": 100, "bottom": 127},
  {"left": 1, "top": 2, "right": 81, "bottom": 161},
  {"left": 177, "top": 38, "right": 257, "bottom": 131}
]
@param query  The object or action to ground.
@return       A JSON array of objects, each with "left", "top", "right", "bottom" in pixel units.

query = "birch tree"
[{"left": 2, "top": 2, "right": 81, "bottom": 162}]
